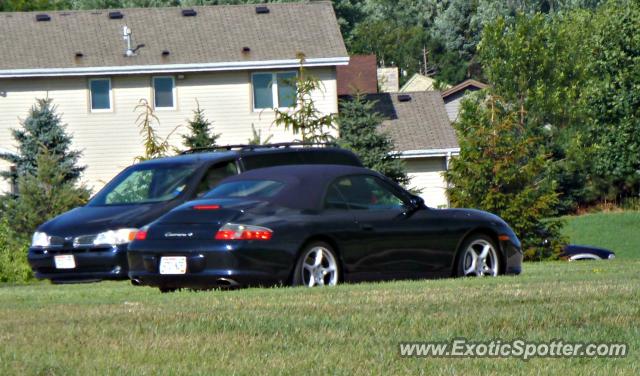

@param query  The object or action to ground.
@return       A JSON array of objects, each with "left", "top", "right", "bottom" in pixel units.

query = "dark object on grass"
[
  {"left": 127, "top": 165, "right": 523, "bottom": 291},
  {"left": 560, "top": 244, "right": 615, "bottom": 261},
  {"left": 27, "top": 144, "right": 362, "bottom": 283}
]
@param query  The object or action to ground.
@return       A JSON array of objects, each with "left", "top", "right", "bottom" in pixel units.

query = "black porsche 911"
[{"left": 127, "top": 165, "right": 522, "bottom": 291}]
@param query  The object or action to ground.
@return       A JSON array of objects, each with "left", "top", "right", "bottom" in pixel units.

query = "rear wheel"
[
  {"left": 292, "top": 242, "right": 339, "bottom": 287},
  {"left": 456, "top": 235, "right": 500, "bottom": 277}
]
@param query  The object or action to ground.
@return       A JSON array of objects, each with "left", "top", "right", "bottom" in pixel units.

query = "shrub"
[
  {"left": 0, "top": 219, "right": 32, "bottom": 283},
  {"left": 445, "top": 95, "right": 565, "bottom": 260},
  {"left": 2, "top": 150, "right": 90, "bottom": 243},
  {"left": 182, "top": 101, "right": 220, "bottom": 150}
]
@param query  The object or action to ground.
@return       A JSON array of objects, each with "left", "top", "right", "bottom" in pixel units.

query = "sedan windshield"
[
  {"left": 89, "top": 164, "right": 197, "bottom": 206},
  {"left": 204, "top": 180, "right": 284, "bottom": 199}
]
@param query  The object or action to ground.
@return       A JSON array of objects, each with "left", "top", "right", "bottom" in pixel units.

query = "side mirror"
[{"left": 405, "top": 195, "right": 425, "bottom": 213}]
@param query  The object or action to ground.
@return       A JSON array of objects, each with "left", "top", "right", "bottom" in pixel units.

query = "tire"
[
  {"left": 292, "top": 241, "right": 340, "bottom": 287},
  {"left": 456, "top": 235, "right": 500, "bottom": 277}
]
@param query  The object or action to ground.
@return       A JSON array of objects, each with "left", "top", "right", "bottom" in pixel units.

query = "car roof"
[
  {"left": 134, "top": 147, "right": 360, "bottom": 167},
  {"left": 213, "top": 164, "right": 385, "bottom": 210}
]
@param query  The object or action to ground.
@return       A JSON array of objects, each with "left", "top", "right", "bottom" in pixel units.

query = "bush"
[
  {"left": 445, "top": 95, "right": 565, "bottom": 260},
  {"left": 0, "top": 219, "right": 32, "bottom": 283},
  {"left": 2, "top": 150, "right": 89, "bottom": 243},
  {"left": 182, "top": 101, "right": 220, "bottom": 150}
]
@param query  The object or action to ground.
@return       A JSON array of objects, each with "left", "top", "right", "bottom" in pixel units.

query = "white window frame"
[
  {"left": 152, "top": 76, "right": 177, "bottom": 110},
  {"left": 251, "top": 71, "right": 297, "bottom": 112},
  {"left": 88, "top": 78, "right": 113, "bottom": 113}
]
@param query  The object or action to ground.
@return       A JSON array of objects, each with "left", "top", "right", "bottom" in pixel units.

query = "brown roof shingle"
[
  {"left": 0, "top": 2, "right": 347, "bottom": 72},
  {"left": 364, "top": 92, "right": 458, "bottom": 152}
]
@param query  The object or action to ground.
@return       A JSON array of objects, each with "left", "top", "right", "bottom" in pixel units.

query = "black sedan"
[{"left": 127, "top": 165, "right": 522, "bottom": 291}]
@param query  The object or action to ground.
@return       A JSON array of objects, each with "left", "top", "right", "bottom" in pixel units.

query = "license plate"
[
  {"left": 159, "top": 256, "right": 187, "bottom": 275},
  {"left": 54, "top": 255, "right": 76, "bottom": 269}
]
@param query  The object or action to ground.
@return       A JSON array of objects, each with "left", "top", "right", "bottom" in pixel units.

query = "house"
[
  {"left": 336, "top": 54, "right": 377, "bottom": 96},
  {"left": 366, "top": 92, "right": 459, "bottom": 208},
  {"left": 399, "top": 73, "right": 437, "bottom": 92},
  {"left": 0, "top": 3, "right": 348, "bottom": 192},
  {"left": 441, "top": 79, "right": 488, "bottom": 122}
]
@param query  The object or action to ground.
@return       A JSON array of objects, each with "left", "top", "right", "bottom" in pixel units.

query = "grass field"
[
  {"left": 0, "top": 213, "right": 638, "bottom": 375},
  {"left": 562, "top": 210, "right": 640, "bottom": 260}
]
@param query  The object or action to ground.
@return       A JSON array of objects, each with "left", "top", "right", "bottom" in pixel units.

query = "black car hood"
[{"left": 38, "top": 203, "right": 175, "bottom": 237}]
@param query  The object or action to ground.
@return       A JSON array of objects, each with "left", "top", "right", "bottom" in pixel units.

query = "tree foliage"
[
  {"left": 134, "top": 99, "right": 178, "bottom": 161},
  {"left": 0, "top": 98, "right": 85, "bottom": 186},
  {"left": 2, "top": 150, "right": 90, "bottom": 243},
  {"left": 338, "top": 94, "right": 409, "bottom": 186},
  {"left": 272, "top": 54, "right": 336, "bottom": 143},
  {"left": 583, "top": 0, "right": 640, "bottom": 200},
  {"left": 247, "top": 124, "right": 273, "bottom": 145},
  {"left": 182, "top": 101, "right": 220, "bottom": 150},
  {"left": 0, "top": 217, "right": 32, "bottom": 283},
  {"left": 445, "top": 95, "right": 564, "bottom": 259}
]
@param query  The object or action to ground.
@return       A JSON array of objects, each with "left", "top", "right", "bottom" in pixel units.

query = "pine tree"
[
  {"left": 182, "top": 102, "right": 220, "bottom": 150},
  {"left": 247, "top": 124, "right": 273, "bottom": 146},
  {"left": 2, "top": 149, "right": 90, "bottom": 243},
  {"left": 0, "top": 98, "right": 84, "bottom": 185},
  {"left": 337, "top": 94, "right": 409, "bottom": 186},
  {"left": 445, "top": 94, "right": 564, "bottom": 260}
]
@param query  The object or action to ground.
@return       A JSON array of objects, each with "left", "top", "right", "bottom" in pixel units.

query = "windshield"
[
  {"left": 89, "top": 164, "right": 198, "bottom": 206},
  {"left": 204, "top": 180, "right": 284, "bottom": 199}
]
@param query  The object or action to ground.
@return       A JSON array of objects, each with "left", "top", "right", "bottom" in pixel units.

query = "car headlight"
[
  {"left": 93, "top": 228, "right": 138, "bottom": 246},
  {"left": 32, "top": 231, "right": 50, "bottom": 247}
]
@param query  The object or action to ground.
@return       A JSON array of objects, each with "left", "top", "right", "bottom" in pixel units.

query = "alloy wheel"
[
  {"left": 301, "top": 246, "right": 338, "bottom": 287},
  {"left": 461, "top": 239, "right": 499, "bottom": 277}
]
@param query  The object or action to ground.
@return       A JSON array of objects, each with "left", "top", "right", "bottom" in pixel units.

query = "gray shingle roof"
[
  {"left": 365, "top": 91, "right": 458, "bottom": 152},
  {"left": 0, "top": 2, "right": 347, "bottom": 73}
]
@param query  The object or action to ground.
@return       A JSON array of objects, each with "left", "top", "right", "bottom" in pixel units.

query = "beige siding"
[
  {"left": 405, "top": 157, "right": 449, "bottom": 208},
  {"left": 0, "top": 67, "right": 338, "bottom": 193}
]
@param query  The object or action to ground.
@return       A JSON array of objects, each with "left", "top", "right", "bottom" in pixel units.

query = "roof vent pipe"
[
  {"left": 122, "top": 26, "right": 145, "bottom": 57},
  {"left": 123, "top": 25, "right": 134, "bottom": 56}
]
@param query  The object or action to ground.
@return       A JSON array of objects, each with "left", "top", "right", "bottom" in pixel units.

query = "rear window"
[{"left": 204, "top": 180, "right": 284, "bottom": 199}]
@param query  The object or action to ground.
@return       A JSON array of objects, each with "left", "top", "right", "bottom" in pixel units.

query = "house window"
[
  {"left": 153, "top": 76, "right": 176, "bottom": 109},
  {"left": 252, "top": 72, "right": 297, "bottom": 110},
  {"left": 89, "top": 78, "right": 111, "bottom": 112}
]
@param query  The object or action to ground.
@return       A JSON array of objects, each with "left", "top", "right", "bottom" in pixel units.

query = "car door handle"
[{"left": 359, "top": 224, "right": 374, "bottom": 231}]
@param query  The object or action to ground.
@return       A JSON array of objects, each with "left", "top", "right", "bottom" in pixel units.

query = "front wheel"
[
  {"left": 456, "top": 235, "right": 500, "bottom": 277},
  {"left": 292, "top": 242, "right": 340, "bottom": 287}
]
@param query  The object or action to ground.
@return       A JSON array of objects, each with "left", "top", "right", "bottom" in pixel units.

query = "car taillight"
[
  {"left": 215, "top": 223, "right": 273, "bottom": 241},
  {"left": 193, "top": 204, "right": 221, "bottom": 210},
  {"left": 135, "top": 228, "right": 148, "bottom": 241}
]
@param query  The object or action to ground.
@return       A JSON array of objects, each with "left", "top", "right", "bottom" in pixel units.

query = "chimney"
[{"left": 377, "top": 67, "right": 399, "bottom": 93}]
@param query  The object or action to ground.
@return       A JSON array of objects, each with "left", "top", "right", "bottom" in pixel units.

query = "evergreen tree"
[
  {"left": 445, "top": 94, "right": 564, "bottom": 260},
  {"left": 0, "top": 98, "right": 84, "bottom": 186},
  {"left": 247, "top": 124, "right": 273, "bottom": 146},
  {"left": 182, "top": 102, "right": 220, "bottom": 150},
  {"left": 2, "top": 149, "right": 90, "bottom": 243},
  {"left": 337, "top": 94, "right": 409, "bottom": 186}
]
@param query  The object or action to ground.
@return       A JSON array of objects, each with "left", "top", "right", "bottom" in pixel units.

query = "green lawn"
[
  {"left": 563, "top": 210, "right": 640, "bottom": 259},
  {"left": 0, "top": 213, "right": 637, "bottom": 375}
]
